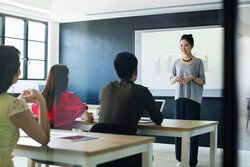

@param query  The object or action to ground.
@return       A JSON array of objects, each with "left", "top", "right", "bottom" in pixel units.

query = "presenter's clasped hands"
[{"left": 172, "top": 75, "right": 194, "bottom": 84}]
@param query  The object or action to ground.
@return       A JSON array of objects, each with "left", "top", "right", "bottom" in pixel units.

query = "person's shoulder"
[
  {"left": 173, "top": 59, "right": 179, "bottom": 66},
  {"left": 174, "top": 58, "right": 179, "bottom": 63},
  {"left": 62, "top": 91, "right": 78, "bottom": 98},
  {"left": 196, "top": 58, "right": 203, "bottom": 63},
  {"left": 133, "top": 83, "right": 149, "bottom": 92},
  {"left": 62, "top": 91, "right": 73, "bottom": 96},
  {"left": 7, "top": 98, "right": 29, "bottom": 117},
  {"left": 59, "top": 92, "right": 83, "bottom": 104},
  {"left": 101, "top": 81, "right": 119, "bottom": 89},
  {"left": 4, "top": 95, "right": 22, "bottom": 107},
  {"left": 2, "top": 93, "right": 15, "bottom": 101}
]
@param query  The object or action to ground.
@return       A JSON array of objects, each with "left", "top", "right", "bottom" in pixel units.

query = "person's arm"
[
  {"left": 11, "top": 89, "right": 50, "bottom": 145},
  {"left": 193, "top": 76, "right": 205, "bottom": 85},
  {"left": 181, "top": 75, "right": 205, "bottom": 85},
  {"left": 170, "top": 76, "right": 183, "bottom": 85},
  {"left": 144, "top": 88, "right": 163, "bottom": 125},
  {"left": 170, "top": 61, "right": 182, "bottom": 85},
  {"left": 196, "top": 60, "right": 206, "bottom": 85},
  {"left": 65, "top": 92, "right": 94, "bottom": 123}
]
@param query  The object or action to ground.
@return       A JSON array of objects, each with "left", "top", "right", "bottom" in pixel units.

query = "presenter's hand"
[
  {"left": 174, "top": 76, "right": 183, "bottom": 83},
  {"left": 181, "top": 75, "right": 194, "bottom": 84}
]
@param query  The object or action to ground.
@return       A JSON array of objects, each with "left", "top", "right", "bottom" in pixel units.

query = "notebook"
[{"left": 59, "top": 135, "right": 98, "bottom": 142}]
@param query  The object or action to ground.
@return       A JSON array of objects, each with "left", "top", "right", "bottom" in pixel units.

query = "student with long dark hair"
[
  {"left": 170, "top": 34, "right": 206, "bottom": 167},
  {"left": 0, "top": 46, "right": 50, "bottom": 167},
  {"left": 31, "top": 64, "right": 93, "bottom": 130}
]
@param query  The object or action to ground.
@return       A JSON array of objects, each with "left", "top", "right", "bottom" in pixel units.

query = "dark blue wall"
[{"left": 59, "top": 10, "right": 224, "bottom": 147}]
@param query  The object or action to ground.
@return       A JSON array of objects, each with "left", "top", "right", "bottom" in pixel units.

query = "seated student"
[
  {"left": 0, "top": 46, "right": 50, "bottom": 167},
  {"left": 31, "top": 64, "right": 94, "bottom": 130},
  {"left": 99, "top": 52, "right": 163, "bottom": 130}
]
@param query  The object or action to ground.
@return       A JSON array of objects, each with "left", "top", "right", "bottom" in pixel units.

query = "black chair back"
[{"left": 90, "top": 123, "right": 137, "bottom": 135}]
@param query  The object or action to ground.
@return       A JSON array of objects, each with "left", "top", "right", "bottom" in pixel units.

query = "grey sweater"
[{"left": 171, "top": 58, "right": 206, "bottom": 104}]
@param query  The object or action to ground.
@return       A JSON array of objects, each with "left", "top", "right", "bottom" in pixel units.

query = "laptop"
[{"left": 139, "top": 99, "right": 165, "bottom": 123}]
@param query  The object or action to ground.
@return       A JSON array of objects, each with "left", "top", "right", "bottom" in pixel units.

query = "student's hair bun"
[{"left": 180, "top": 34, "right": 194, "bottom": 46}]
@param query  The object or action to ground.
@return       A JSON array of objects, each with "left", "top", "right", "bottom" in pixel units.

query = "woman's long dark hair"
[
  {"left": 42, "top": 64, "right": 69, "bottom": 110},
  {"left": 0, "top": 46, "right": 20, "bottom": 94}
]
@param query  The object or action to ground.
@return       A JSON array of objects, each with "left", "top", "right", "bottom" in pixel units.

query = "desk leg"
[
  {"left": 210, "top": 125, "right": 218, "bottom": 167},
  {"left": 142, "top": 142, "right": 153, "bottom": 167},
  {"left": 85, "top": 158, "right": 96, "bottom": 167},
  {"left": 27, "top": 159, "right": 32, "bottom": 167},
  {"left": 181, "top": 132, "right": 191, "bottom": 167}
]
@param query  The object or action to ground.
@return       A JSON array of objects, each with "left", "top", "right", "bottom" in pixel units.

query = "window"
[{"left": 0, "top": 15, "right": 48, "bottom": 80}]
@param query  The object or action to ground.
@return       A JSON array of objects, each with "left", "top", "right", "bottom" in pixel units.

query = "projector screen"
[{"left": 135, "top": 26, "right": 224, "bottom": 97}]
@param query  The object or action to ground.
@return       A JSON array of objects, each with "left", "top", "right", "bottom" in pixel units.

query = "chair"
[
  {"left": 90, "top": 123, "right": 137, "bottom": 135},
  {"left": 246, "top": 98, "right": 250, "bottom": 129},
  {"left": 90, "top": 123, "right": 141, "bottom": 167},
  {"left": 155, "top": 99, "right": 166, "bottom": 112}
]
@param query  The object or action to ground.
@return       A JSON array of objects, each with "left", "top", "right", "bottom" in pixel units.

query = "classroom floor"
[{"left": 238, "top": 113, "right": 250, "bottom": 150}]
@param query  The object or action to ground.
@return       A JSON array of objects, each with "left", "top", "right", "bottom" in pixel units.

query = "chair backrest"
[
  {"left": 90, "top": 123, "right": 137, "bottom": 135},
  {"left": 155, "top": 99, "right": 166, "bottom": 112}
]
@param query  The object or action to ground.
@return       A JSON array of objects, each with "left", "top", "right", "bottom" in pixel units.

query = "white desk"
[
  {"left": 13, "top": 129, "right": 154, "bottom": 167},
  {"left": 74, "top": 119, "right": 218, "bottom": 167}
]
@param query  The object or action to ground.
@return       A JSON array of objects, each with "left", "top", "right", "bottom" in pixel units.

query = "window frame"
[{"left": 0, "top": 13, "right": 48, "bottom": 80}]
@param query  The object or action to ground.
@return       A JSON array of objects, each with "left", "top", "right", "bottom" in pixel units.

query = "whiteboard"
[{"left": 135, "top": 26, "right": 224, "bottom": 97}]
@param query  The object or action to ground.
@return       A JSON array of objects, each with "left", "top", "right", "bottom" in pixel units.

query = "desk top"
[
  {"left": 138, "top": 119, "right": 218, "bottom": 131},
  {"left": 16, "top": 130, "right": 154, "bottom": 156},
  {"left": 75, "top": 119, "right": 218, "bottom": 131}
]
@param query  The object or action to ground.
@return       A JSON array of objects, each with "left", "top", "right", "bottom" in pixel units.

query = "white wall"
[
  {"left": 48, "top": 21, "right": 60, "bottom": 69},
  {"left": 237, "top": 36, "right": 250, "bottom": 114},
  {"left": 0, "top": 1, "right": 59, "bottom": 93}
]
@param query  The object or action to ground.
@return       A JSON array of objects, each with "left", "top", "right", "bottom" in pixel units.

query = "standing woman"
[
  {"left": 170, "top": 34, "right": 206, "bottom": 167},
  {"left": 31, "top": 64, "right": 94, "bottom": 130}
]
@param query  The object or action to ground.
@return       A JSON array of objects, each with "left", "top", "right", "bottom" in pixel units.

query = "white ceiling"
[
  {"left": 0, "top": 0, "right": 224, "bottom": 22},
  {"left": 1, "top": 0, "right": 250, "bottom": 25},
  {"left": 0, "top": 0, "right": 52, "bottom": 12},
  {"left": 49, "top": 0, "right": 223, "bottom": 22}
]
